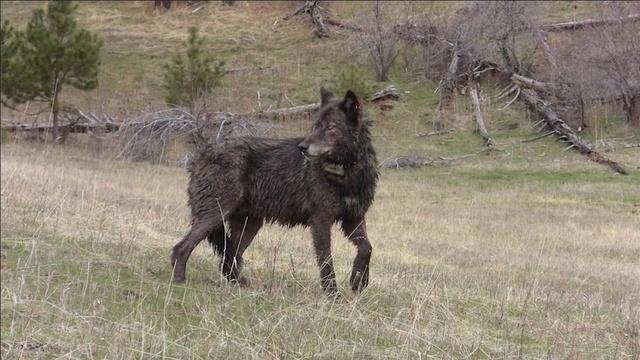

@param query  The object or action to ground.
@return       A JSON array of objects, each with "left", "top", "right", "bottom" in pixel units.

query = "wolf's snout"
[{"left": 297, "top": 141, "right": 309, "bottom": 152}]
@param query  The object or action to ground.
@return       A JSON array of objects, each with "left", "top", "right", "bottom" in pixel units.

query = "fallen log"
[
  {"left": 469, "top": 82, "right": 494, "bottom": 147},
  {"left": 518, "top": 87, "right": 627, "bottom": 175},
  {"left": 511, "top": 73, "right": 556, "bottom": 93},
  {"left": 416, "top": 129, "right": 455, "bottom": 137},
  {"left": 380, "top": 148, "right": 491, "bottom": 169},
  {"left": 1, "top": 121, "right": 119, "bottom": 134},
  {"left": 253, "top": 84, "right": 400, "bottom": 119},
  {"left": 379, "top": 155, "right": 431, "bottom": 169},
  {"left": 253, "top": 102, "right": 321, "bottom": 120},
  {"left": 369, "top": 85, "right": 400, "bottom": 102},
  {"left": 541, "top": 14, "right": 640, "bottom": 33}
]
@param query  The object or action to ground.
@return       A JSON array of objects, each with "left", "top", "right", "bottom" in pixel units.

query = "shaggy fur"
[{"left": 171, "top": 88, "right": 378, "bottom": 294}]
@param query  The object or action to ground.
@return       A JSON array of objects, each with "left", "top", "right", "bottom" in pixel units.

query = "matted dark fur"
[{"left": 170, "top": 88, "right": 378, "bottom": 295}]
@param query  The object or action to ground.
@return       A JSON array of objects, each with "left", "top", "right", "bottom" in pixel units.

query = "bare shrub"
[
  {"left": 116, "top": 108, "right": 274, "bottom": 164},
  {"left": 393, "top": 6, "right": 453, "bottom": 81},
  {"left": 540, "top": 2, "right": 640, "bottom": 127},
  {"left": 581, "top": 3, "right": 640, "bottom": 126},
  {"left": 353, "top": 1, "right": 402, "bottom": 82},
  {"left": 456, "top": 1, "right": 541, "bottom": 74}
]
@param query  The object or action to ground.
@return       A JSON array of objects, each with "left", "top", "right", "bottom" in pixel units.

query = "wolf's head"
[{"left": 298, "top": 88, "right": 364, "bottom": 164}]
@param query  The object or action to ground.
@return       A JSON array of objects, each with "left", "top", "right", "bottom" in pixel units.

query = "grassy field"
[
  {"left": 1, "top": 137, "right": 639, "bottom": 359},
  {"left": 2, "top": 1, "right": 640, "bottom": 359}
]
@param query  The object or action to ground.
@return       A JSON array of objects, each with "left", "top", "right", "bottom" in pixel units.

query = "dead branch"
[
  {"left": 541, "top": 14, "right": 640, "bottom": 32},
  {"left": 500, "top": 87, "right": 521, "bottom": 109},
  {"left": 518, "top": 87, "right": 627, "bottom": 175},
  {"left": 493, "top": 84, "right": 518, "bottom": 102},
  {"left": 251, "top": 84, "right": 401, "bottom": 120},
  {"left": 469, "top": 82, "right": 494, "bottom": 147},
  {"left": 511, "top": 73, "right": 556, "bottom": 93},
  {"left": 521, "top": 130, "right": 556, "bottom": 143},
  {"left": 116, "top": 109, "right": 274, "bottom": 164},
  {"left": 536, "top": 32, "right": 558, "bottom": 71},
  {"left": 283, "top": 0, "right": 329, "bottom": 38}
]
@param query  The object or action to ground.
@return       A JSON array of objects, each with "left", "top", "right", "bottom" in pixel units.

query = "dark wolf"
[{"left": 170, "top": 88, "right": 378, "bottom": 295}]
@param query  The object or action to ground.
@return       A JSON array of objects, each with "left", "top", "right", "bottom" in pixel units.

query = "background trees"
[
  {"left": 163, "top": 26, "right": 225, "bottom": 113},
  {"left": 0, "top": 0, "right": 101, "bottom": 143}
]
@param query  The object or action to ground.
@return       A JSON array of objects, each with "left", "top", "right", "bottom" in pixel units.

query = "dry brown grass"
[
  {"left": 1, "top": 1, "right": 639, "bottom": 357},
  {"left": 1, "top": 139, "right": 639, "bottom": 359}
]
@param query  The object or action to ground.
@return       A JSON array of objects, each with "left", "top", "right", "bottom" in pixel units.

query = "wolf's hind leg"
[
  {"left": 220, "top": 216, "right": 263, "bottom": 286},
  {"left": 171, "top": 217, "right": 221, "bottom": 283}
]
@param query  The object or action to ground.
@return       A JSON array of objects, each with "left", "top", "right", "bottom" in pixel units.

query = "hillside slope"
[
  {"left": 1, "top": 1, "right": 638, "bottom": 167},
  {"left": 1, "top": 2, "right": 639, "bottom": 358}
]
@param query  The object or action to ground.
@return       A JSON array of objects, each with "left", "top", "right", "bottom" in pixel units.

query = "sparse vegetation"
[
  {"left": 1, "top": 1, "right": 639, "bottom": 359},
  {"left": 354, "top": 1, "right": 402, "bottom": 82},
  {"left": 163, "top": 26, "right": 225, "bottom": 112},
  {"left": 330, "top": 65, "right": 375, "bottom": 100},
  {"left": 1, "top": 142, "right": 639, "bottom": 358},
  {"left": 0, "top": 0, "right": 101, "bottom": 143}
]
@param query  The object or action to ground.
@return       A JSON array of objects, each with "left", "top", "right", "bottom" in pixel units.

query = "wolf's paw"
[{"left": 350, "top": 269, "right": 369, "bottom": 293}]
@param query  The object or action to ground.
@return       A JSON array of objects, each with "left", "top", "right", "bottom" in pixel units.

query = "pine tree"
[
  {"left": 0, "top": 1, "right": 102, "bottom": 142},
  {"left": 1, "top": 21, "right": 19, "bottom": 90},
  {"left": 163, "top": 27, "right": 224, "bottom": 112}
]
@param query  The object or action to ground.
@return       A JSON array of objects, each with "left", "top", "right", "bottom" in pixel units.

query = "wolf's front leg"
[
  {"left": 342, "top": 218, "right": 371, "bottom": 293},
  {"left": 310, "top": 219, "right": 338, "bottom": 296}
]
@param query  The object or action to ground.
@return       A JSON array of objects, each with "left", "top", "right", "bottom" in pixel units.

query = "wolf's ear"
[
  {"left": 341, "top": 90, "right": 360, "bottom": 126},
  {"left": 320, "top": 87, "right": 335, "bottom": 106}
]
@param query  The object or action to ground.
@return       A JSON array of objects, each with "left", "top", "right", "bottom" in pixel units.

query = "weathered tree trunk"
[
  {"left": 51, "top": 91, "right": 61, "bottom": 143},
  {"left": 519, "top": 88, "right": 627, "bottom": 175},
  {"left": 623, "top": 93, "right": 640, "bottom": 127},
  {"left": 433, "top": 41, "right": 461, "bottom": 130},
  {"left": 309, "top": 2, "right": 329, "bottom": 38},
  {"left": 498, "top": 35, "right": 520, "bottom": 73},
  {"left": 284, "top": 0, "right": 329, "bottom": 38},
  {"left": 154, "top": 0, "right": 171, "bottom": 10},
  {"left": 469, "top": 82, "right": 494, "bottom": 147}
]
